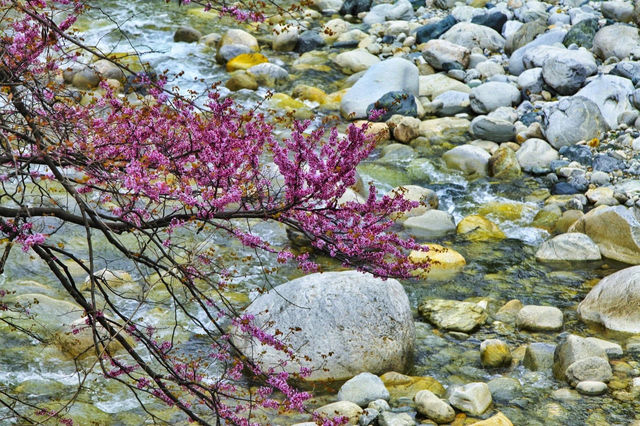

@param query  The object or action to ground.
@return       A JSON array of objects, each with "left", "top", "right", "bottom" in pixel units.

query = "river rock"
[
  {"left": 541, "top": 50, "right": 597, "bottom": 95},
  {"left": 216, "top": 44, "right": 252, "bottom": 63},
  {"left": 568, "top": 205, "right": 640, "bottom": 264},
  {"left": 487, "top": 377, "right": 522, "bottom": 403},
  {"left": 390, "top": 185, "right": 438, "bottom": 221},
  {"left": 565, "top": 357, "right": 613, "bottom": 386},
  {"left": 380, "top": 372, "right": 445, "bottom": 400},
  {"left": 173, "top": 26, "right": 201, "bottom": 43},
  {"left": 592, "top": 24, "right": 640, "bottom": 60},
  {"left": 563, "top": 18, "right": 598, "bottom": 49},
  {"left": 535, "top": 233, "right": 601, "bottom": 262},
  {"left": 416, "top": 117, "right": 470, "bottom": 146},
  {"left": 576, "top": 380, "right": 608, "bottom": 396},
  {"left": 449, "top": 382, "right": 492, "bottom": 416},
  {"left": 418, "top": 299, "right": 488, "bottom": 332},
  {"left": 456, "top": 214, "right": 506, "bottom": 241},
  {"left": 553, "top": 334, "right": 608, "bottom": 381},
  {"left": 422, "top": 39, "right": 469, "bottom": 70},
  {"left": 471, "top": 116, "right": 515, "bottom": 143},
  {"left": 248, "top": 63, "right": 289, "bottom": 86},
  {"left": 232, "top": 271, "right": 414, "bottom": 381},
  {"left": 415, "top": 15, "right": 457, "bottom": 44},
  {"left": 432, "top": 90, "right": 470, "bottom": 116},
  {"left": 470, "top": 82, "right": 520, "bottom": 114},
  {"left": 92, "top": 59, "right": 125, "bottom": 82},
  {"left": 524, "top": 342, "right": 556, "bottom": 371},
  {"left": 518, "top": 67, "right": 544, "bottom": 94},
  {"left": 377, "top": 411, "right": 415, "bottom": 426},
  {"left": 516, "top": 305, "right": 563, "bottom": 331},
  {"left": 441, "top": 22, "right": 505, "bottom": 52},
  {"left": 542, "top": 96, "right": 608, "bottom": 149},
  {"left": 472, "top": 412, "right": 514, "bottom": 426},
  {"left": 225, "top": 72, "right": 258, "bottom": 91},
  {"left": 219, "top": 28, "right": 259, "bottom": 51},
  {"left": 419, "top": 73, "right": 470, "bottom": 98},
  {"left": 509, "top": 29, "right": 567, "bottom": 75},
  {"left": 601, "top": 1, "right": 634, "bottom": 22},
  {"left": 575, "top": 75, "right": 634, "bottom": 129},
  {"left": 272, "top": 24, "right": 299, "bottom": 52},
  {"left": 341, "top": 58, "right": 419, "bottom": 119},
  {"left": 338, "top": 372, "right": 390, "bottom": 407},
  {"left": 585, "top": 337, "right": 623, "bottom": 358},
  {"left": 408, "top": 244, "right": 466, "bottom": 279},
  {"left": 72, "top": 66, "right": 100, "bottom": 89},
  {"left": 578, "top": 265, "right": 640, "bottom": 333},
  {"left": 296, "top": 30, "right": 326, "bottom": 53},
  {"left": 334, "top": 49, "right": 380, "bottom": 74},
  {"left": 414, "top": 390, "right": 455, "bottom": 424},
  {"left": 481, "top": 339, "right": 512, "bottom": 368},
  {"left": 471, "top": 10, "right": 508, "bottom": 33},
  {"left": 403, "top": 210, "right": 456, "bottom": 239},
  {"left": 516, "top": 138, "right": 558, "bottom": 172},
  {"left": 340, "top": 0, "right": 372, "bottom": 15},
  {"left": 367, "top": 91, "right": 417, "bottom": 121},
  {"left": 489, "top": 146, "right": 522, "bottom": 179},
  {"left": 364, "top": 0, "right": 414, "bottom": 24},
  {"left": 506, "top": 20, "right": 547, "bottom": 55},
  {"left": 443, "top": 144, "right": 491, "bottom": 176},
  {"left": 315, "top": 401, "right": 363, "bottom": 424}
]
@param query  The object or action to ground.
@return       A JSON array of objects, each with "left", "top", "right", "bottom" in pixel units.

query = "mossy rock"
[
  {"left": 409, "top": 244, "right": 466, "bottom": 279},
  {"left": 477, "top": 201, "right": 534, "bottom": 221}
]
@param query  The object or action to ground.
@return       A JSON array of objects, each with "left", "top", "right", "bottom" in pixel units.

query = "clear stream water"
[{"left": 1, "top": 1, "right": 639, "bottom": 425}]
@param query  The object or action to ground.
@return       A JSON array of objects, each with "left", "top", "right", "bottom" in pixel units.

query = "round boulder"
[{"left": 232, "top": 271, "right": 415, "bottom": 381}]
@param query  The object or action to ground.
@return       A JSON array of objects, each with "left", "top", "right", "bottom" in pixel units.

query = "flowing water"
[{"left": 1, "top": 1, "right": 639, "bottom": 425}]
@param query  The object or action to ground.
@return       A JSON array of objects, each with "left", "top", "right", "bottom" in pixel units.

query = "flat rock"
[
  {"left": 418, "top": 299, "right": 488, "bottom": 332},
  {"left": 535, "top": 233, "right": 601, "bottom": 261},
  {"left": 448, "top": 382, "right": 492, "bottom": 416},
  {"left": 516, "top": 305, "right": 563, "bottom": 331}
]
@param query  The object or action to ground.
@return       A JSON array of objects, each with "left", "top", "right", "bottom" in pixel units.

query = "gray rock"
[
  {"left": 377, "top": 411, "right": 415, "bottom": 426},
  {"left": 443, "top": 144, "right": 491, "bottom": 176},
  {"left": 173, "top": 26, "right": 202, "bottom": 43},
  {"left": 518, "top": 67, "right": 544, "bottom": 94},
  {"left": 487, "top": 377, "right": 522, "bottom": 402},
  {"left": 524, "top": 342, "right": 557, "bottom": 371},
  {"left": 543, "top": 96, "right": 609, "bottom": 149},
  {"left": 316, "top": 401, "right": 364, "bottom": 424},
  {"left": 470, "top": 82, "right": 521, "bottom": 114},
  {"left": 505, "top": 19, "right": 547, "bottom": 55},
  {"left": 232, "top": 271, "right": 415, "bottom": 381},
  {"left": 553, "top": 334, "right": 608, "bottom": 381},
  {"left": 516, "top": 138, "right": 559, "bottom": 172},
  {"left": 568, "top": 205, "right": 640, "bottom": 264},
  {"left": 432, "top": 91, "right": 470, "bottom": 116},
  {"left": 364, "top": 0, "right": 413, "bottom": 24},
  {"left": 576, "top": 380, "right": 608, "bottom": 396},
  {"left": 578, "top": 265, "right": 640, "bottom": 333},
  {"left": 601, "top": 1, "right": 634, "bottom": 22},
  {"left": 422, "top": 39, "right": 470, "bottom": 70},
  {"left": 247, "top": 63, "right": 289, "bottom": 86},
  {"left": 368, "top": 399, "right": 390, "bottom": 412},
  {"left": 516, "top": 305, "right": 564, "bottom": 331},
  {"left": 403, "top": 210, "right": 456, "bottom": 239},
  {"left": 441, "top": 22, "right": 505, "bottom": 52},
  {"left": 339, "top": 372, "right": 390, "bottom": 407},
  {"left": 515, "top": 0, "right": 549, "bottom": 22},
  {"left": 418, "top": 299, "right": 487, "bottom": 332},
  {"left": 585, "top": 337, "right": 623, "bottom": 359},
  {"left": 217, "top": 44, "right": 252, "bottom": 63},
  {"left": 470, "top": 116, "right": 515, "bottom": 143},
  {"left": 509, "top": 29, "right": 567, "bottom": 75},
  {"left": 448, "top": 383, "right": 492, "bottom": 416},
  {"left": 272, "top": 25, "right": 300, "bottom": 52},
  {"left": 575, "top": 75, "right": 635, "bottom": 129},
  {"left": 334, "top": 49, "right": 380, "bottom": 74},
  {"left": 359, "top": 408, "right": 379, "bottom": 426},
  {"left": 341, "top": 58, "right": 419, "bottom": 120},
  {"left": 592, "top": 24, "right": 640, "bottom": 60},
  {"left": 414, "top": 390, "right": 455, "bottom": 424},
  {"left": 542, "top": 50, "right": 597, "bottom": 95},
  {"left": 565, "top": 357, "right": 613, "bottom": 386},
  {"left": 535, "top": 233, "right": 601, "bottom": 261}
]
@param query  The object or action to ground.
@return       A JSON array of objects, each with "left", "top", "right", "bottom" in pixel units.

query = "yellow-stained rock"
[
  {"left": 270, "top": 93, "right": 306, "bottom": 109},
  {"left": 471, "top": 412, "right": 514, "bottom": 425},
  {"left": 292, "top": 84, "right": 327, "bottom": 104},
  {"left": 477, "top": 201, "right": 533, "bottom": 221},
  {"left": 380, "top": 371, "right": 445, "bottom": 400},
  {"left": 226, "top": 53, "right": 268, "bottom": 72},
  {"left": 409, "top": 244, "right": 466, "bottom": 279},
  {"left": 457, "top": 215, "right": 506, "bottom": 241}
]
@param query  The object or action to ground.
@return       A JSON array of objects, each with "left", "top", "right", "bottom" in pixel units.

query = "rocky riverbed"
[{"left": 4, "top": 0, "right": 640, "bottom": 424}]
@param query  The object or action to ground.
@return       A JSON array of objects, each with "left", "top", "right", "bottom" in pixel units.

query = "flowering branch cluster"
[{"left": 0, "top": 0, "right": 428, "bottom": 424}]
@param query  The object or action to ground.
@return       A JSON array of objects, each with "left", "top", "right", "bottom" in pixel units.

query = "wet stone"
[
  {"left": 523, "top": 342, "right": 556, "bottom": 371},
  {"left": 575, "top": 380, "right": 607, "bottom": 396}
]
